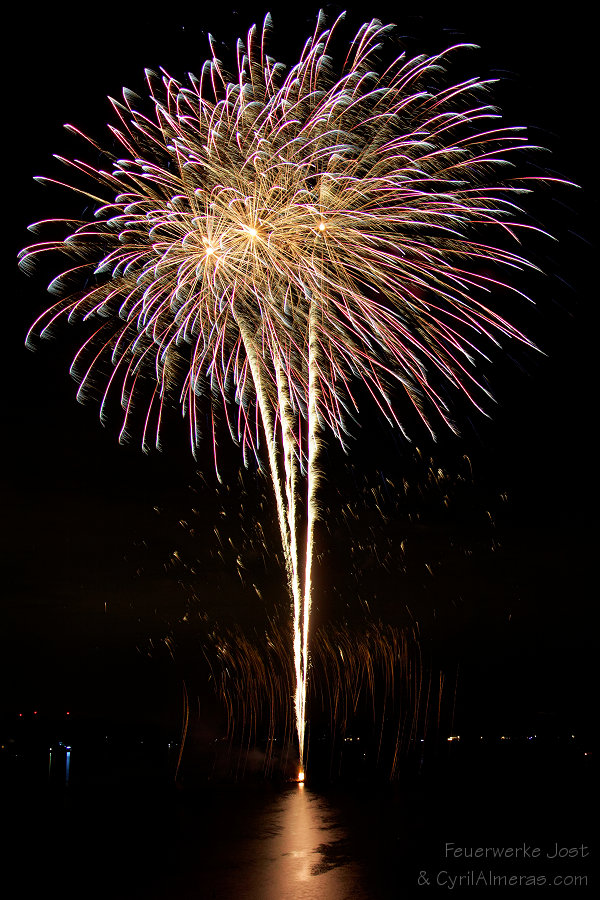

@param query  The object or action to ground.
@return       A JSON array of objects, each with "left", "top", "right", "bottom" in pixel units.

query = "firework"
[
  {"left": 21, "top": 11, "right": 556, "bottom": 765},
  {"left": 199, "top": 616, "right": 441, "bottom": 781}
]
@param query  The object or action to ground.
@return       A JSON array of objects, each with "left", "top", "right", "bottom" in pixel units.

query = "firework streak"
[{"left": 21, "top": 12, "right": 557, "bottom": 765}]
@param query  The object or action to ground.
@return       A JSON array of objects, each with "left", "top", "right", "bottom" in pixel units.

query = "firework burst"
[{"left": 21, "top": 11, "right": 556, "bottom": 765}]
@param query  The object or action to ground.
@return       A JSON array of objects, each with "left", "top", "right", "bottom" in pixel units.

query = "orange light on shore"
[{"left": 298, "top": 770, "right": 305, "bottom": 783}]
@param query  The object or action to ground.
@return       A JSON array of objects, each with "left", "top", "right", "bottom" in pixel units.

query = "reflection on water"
[
  {"left": 183, "top": 785, "right": 369, "bottom": 900},
  {"left": 8, "top": 746, "right": 591, "bottom": 900},
  {"left": 48, "top": 742, "right": 72, "bottom": 785}
]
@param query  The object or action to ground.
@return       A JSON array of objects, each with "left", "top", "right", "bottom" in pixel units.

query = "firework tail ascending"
[
  {"left": 205, "top": 618, "right": 442, "bottom": 780},
  {"left": 21, "top": 11, "right": 561, "bottom": 766}
]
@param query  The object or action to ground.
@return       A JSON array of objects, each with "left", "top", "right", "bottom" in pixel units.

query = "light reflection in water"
[{"left": 204, "top": 786, "right": 369, "bottom": 900}]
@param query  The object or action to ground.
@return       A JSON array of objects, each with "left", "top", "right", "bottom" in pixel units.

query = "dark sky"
[{"left": 5, "top": 2, "right": 595, "bottom": 737}]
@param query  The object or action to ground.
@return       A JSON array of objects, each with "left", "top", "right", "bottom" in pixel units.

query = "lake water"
[
  {"left": 10, "top": 780, "right": 399, "bottom": 898},
  {"left": 166, "top": 784, "right": 373, "bottom": 899},
  {"left": 6, "top": 743, "right": 593, "bottom": 898}
]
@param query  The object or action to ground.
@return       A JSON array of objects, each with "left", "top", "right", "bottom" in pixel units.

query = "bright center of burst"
[
  {"left": 247, "top": 227, "right": 258, "bottom": 238},
  {"left": 318, "top": 221, "right": 326, "bottom": 231}
]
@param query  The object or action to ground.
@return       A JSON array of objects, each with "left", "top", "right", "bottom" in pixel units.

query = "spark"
[
  {"left": 21, "top": 11, "right": 562, "bottom": 767},
  {"left": 201, "top": 616, "right": 444, "bottom": 780}
]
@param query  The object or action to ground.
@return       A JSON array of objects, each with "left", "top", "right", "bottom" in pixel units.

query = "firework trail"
[
  {"left": 21, "top": 11, "right": 558, "bottom": 766},
  {"left": 199, "top": 617, "right": 440, "bottom": 781}
]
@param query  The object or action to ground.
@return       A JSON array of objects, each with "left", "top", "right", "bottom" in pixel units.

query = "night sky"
[{"left": 5, "top": 1, "right": 595, "bottom": 745}]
